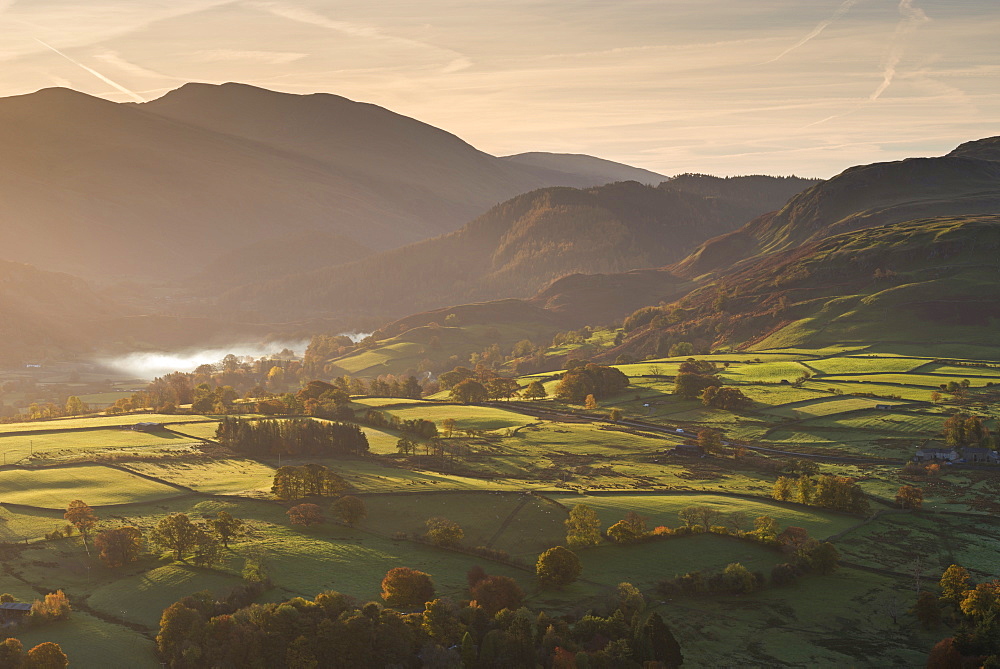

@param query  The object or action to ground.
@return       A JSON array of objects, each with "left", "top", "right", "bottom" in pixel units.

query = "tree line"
[{"left": 215, "top": 417, "right": 369, "bottom": 457}]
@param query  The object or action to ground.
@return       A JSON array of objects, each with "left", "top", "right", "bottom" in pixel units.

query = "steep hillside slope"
[
  {"left": 620, "top": 215, "right": 1000, "bottom": 355},
  {"left": 229, "top": 176, "right": 816, "bottom": 321},
  {"left": 675, "top": 138, "right": 1000, "bottom": 279}
]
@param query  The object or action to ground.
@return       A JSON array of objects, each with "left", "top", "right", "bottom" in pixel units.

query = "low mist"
[{"left": 96, "top": 340, "right": 310, "bottom": 380}]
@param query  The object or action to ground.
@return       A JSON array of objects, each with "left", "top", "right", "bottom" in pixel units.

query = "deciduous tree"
[
  {"left": 332, "top": 495, "right": 367, "bottom": 527},
  {"left": 565, "top": 504, "right": 602, "bottom": 549},
  {"left": 150, "top": 513, "right": 202, "bottom": 560},
  {"left": 381, "top": 567, "right": 435, "bottom": 607},
  {"left": 209, "top": 511, "right": 244, "bottom": 549},
  {"left": 470, "top": 575, "right": 525, "bottom": 616},
  {"left": 287, "top": 503, "right": 325, "bottom": 527},
  {"left": 25, "top": 642, "right": 68, "bottom": 669},
  {"left": 895, "top": 485, "right": 924, "bottom": 510},
  {"left": 536, "top": 546, "right": 581, "bottom": 588},
  {"left": 425, "top": 517, "right": 463, "bottom": 547},
  {"left": 63, "top": 500, "right": 97, "bottom": 547},
  {"left": 94, "top": 526, "right": 143, "bottom": 568}
]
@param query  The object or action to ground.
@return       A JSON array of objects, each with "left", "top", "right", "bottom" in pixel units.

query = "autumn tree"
[
  {"left": 771, "top": 476, "right": 793, "bottom": 501},
  {"left": 678, "top": 505, "right": 719, "bottom": 531},
  {"left": 94, "top": 526, "right": 143, "bottom": 568},
  {"left": 425, "top": 517, "right": 463, "bottom": 547},
  {"left": 440, "top": 418, "right": 456, "bottom": 438},
  {"left": 331, "top": 495, "right": 367, "bottom": 527},
  {"left": 381, "top": 567, "right": 435, "bottom": 607},
  {"left": 287, "top": 503, "right": 325, "bottom": 527},
  {"left": 450, "top": 379, "right": 488, "bottom": 404},
  {"left": 25, "top": 642, "right": 68, "bottom": 669},
  {"left": 0, "top": 639, "right": 23, "bottom": 667},
  {"left": 939, "top": 564, "right": 970, "bottom": 607},
  {"left": 752, "top": 515, "right": 779, "bottom": 541},
  {"left": 727, "top": 511, "right": 750, "bottom": 536},
  {"left": 536, "top": 546, "right": 581, "bottom": 588},
  {"left": 470, "top": 575, "right": 525, "bottom": 615},
  {"left": 30, "top": 591, "right": 70, "bottom": 621},
  {"left": 63, "top": 500, "right": 97, "bottom": 549},
  {"left": 565, "top": 504, "right": 602, "bottom": 549},
  {"left": 895, "top": 485, "right": 923, "bottom": 510}
]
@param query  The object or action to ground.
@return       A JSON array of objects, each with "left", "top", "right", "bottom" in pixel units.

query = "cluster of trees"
[
  {"left": 771, "top": 474, "right": 871, "bottom": 514},
  {"left": 0, "top": 639, "right": 68, "bottom": 668},
  {"left": 673, "top": 360, "right": 723, "bottom": 400},
  {"left": 925, "top": 564, "right": 1000, "bottom": 666},
  {"left": 215, "top": 418, "right": 369, "bottom": 457},
  {"left": 555, "top": 362, "right": 630, "bottom": 403},
  {"left": 271, "top": 464, "right": 350, "bottom": 500},
  {"left": 700, "top": 385, "right": 752, "bottom": 410},
  {"left": 440, "top": 366, "right": 523, "bottom": 404},
  {"left": 363, "top": 410, "right": 437, "bottom": 438},
  {"left": 157, "top": 574, "right": 684, "bottom": 669},
  {"left": 285, "top": 497, "right": 369, "bottom": 528},
  {"left": 149, "top": 512, "right": 244, "bottom": 566},
  {"left": 942, "top": 412, "right": 994, "bottom": 448}
]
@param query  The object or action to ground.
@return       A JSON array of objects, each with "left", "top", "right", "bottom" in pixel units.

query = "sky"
[{"left": 0, "top": 0, "right": 997, "bottom": 177}]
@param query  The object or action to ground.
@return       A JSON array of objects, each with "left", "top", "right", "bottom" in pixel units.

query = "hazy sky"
[{"left": 1, "top": 0, "right": 997, "bottom": 177}]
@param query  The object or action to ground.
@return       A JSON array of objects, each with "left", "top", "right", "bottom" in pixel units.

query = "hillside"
[
  {"left": 619, "top": 215, "right": 1000, "bottom": 356},
  {"left": 501, "top": 152, "right": 668, "bottom": 185},
  {"left": 227, "top": 176, "right": 817, "bottom": 321},
  {"left": 0, "top": 260, "right": 123, "bottom": 364},
  {"left": 0, "top": 83, "right": 633, "bottom": 284},
  {"left": 674, "top": 138, "right": 1000, "bottom": 279}
]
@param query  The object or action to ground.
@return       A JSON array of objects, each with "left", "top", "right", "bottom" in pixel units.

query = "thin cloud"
[
  {"left": 34, "top": 38, "right": 145, "bottom": 101},
  {"left": 870, "top": 0, "right": 929, "bottom": 101},
  {"left": 247, "top": 1, "right": 472, "bottom": 73},
  {"left": 762, "top": 0, "right": 862, "bottom": 65}
]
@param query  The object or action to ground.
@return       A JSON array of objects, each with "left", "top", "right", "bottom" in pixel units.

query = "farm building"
[
  {"left": 914, "top": 447, "right": 959, "bottom": 463},
  {"left": 962, "top": 447, "right": 1000, "bottom": 464},
  {"left": 0, "top": 602, "right": 31, "bottom": 622}
]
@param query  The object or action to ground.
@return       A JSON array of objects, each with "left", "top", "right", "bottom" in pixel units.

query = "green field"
[
  {"left": 763, "top": 396, "right": 909, "bottom": 419},
  {"left": 122, "top": 458, "right": 277, "bottom": 496},
  {"left": 0, "top": 427, "right": 202, "bottom": 464},
  {"left": 0, "top": 414, "right": 211, "bottom": 433},
  {"left": 0, "top": 465, "right": 184, "bottom": 507},
  {"left": 546, "top": 493, "right": 860, "bottom": 539},
  {"left": 802, "top": 356, "right": 928, "bottom": 375}
]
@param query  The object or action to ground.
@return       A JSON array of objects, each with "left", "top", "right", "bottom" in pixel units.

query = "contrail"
[
  {"left": 869, "top": 0, "right": 929, "bottom": 101},
  {"left": 805, "top": 0, "right": 928, "bottom": 126},
  {"left": 34, "top": 38, "right": 146, "bottom": 102},
  {"left": 762, "top": 0, "right": 861, "bottom": 65}
]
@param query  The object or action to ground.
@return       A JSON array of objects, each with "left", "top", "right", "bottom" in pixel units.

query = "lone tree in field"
[
  {"left": 150, "top": 513, "right": 201, "bottom": 561},
  {"left": 536, "top": 546, "right": 582, "bottom": 588},
  {"left": 565, "top": 504, "right": 602, "bottom": 548},
  {"left": 697, "top": 429, "right": 723, "bottom": 454},
  {"left": 332, "top": 495, "right": 367, "bottom": 527},
  {"left": 64, "top": 500, "right": 97, "bottom": 551},
  {"left": 210, "top": 511, "right": 245, "bottom": 549},
  {"left": 94, "top": 526, "right": 143, "bottom": 568},
  {"left": 895, "top": 485, "right": 924, "bottom": 510},
  {"left": 425, "top": 517, "right": 464, "bottom": 547},
  {"left": 287, "top": 503, "right": 325, "bottom": 527},
  {"left": 522, "top": 380, "right": 547, "bottom": 400},
  {"left": 381, "top": 567, "right": 435, "bottom": 607}
]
